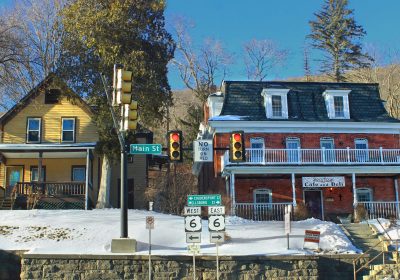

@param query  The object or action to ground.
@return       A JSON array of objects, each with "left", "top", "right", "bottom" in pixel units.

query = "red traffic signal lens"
[
  {"left": 171, "top": 133, "right": 180, "bottom": 141},
  {"left": 233, "top": 133, "right": 242, "bottom": 141}
]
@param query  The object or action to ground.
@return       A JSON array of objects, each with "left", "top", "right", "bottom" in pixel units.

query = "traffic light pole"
[{"left": 100, "top": 73, "right": 128, "bottom": 238}]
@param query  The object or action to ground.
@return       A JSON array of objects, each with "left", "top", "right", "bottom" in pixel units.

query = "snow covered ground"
[
  {"left": 0, "top": 209, "right": 359, "bottom": 255},
  {"left": 368, "top": 218, "right": 400, "bottom": 242}
]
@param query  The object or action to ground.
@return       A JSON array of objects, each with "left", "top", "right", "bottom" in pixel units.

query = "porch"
[
  {"left": 222, "top": 148, "right": 400, "bottom": 166},
  {"left": 234, "top": 201, "right": 400, "bottom": 221},
  {"left": 0, "top": 143, "right": 96, "bottom": 209}
]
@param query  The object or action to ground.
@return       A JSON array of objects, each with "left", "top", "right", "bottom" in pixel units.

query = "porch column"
[
  {"left": 38, "top": 151, "right": 43, "bottom": 194},
  {"left": 230, "top": 173, "right": 236, "bottom": 215},
  {"left": 85, "top": 149, "right": 90, "bottom": 210},
  {"left": 352, "top": 173, "right": 357, "bottom": 206},
  {"left": 395, "top": 177, "right": 399, "bottom": 219},
  {"left": 291, "top": 173, "right": 297, "bottom": 206}
]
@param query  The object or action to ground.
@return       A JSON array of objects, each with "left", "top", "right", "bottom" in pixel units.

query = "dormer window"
[
  {"left": 261, "top": 89, "right": 289, "bottom": 119},
  {"left": 323, "top": 90, "right": 351, "bottom": 119}
]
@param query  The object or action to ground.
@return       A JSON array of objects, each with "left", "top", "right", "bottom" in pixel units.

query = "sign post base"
[{"left": 111, "top": 238, "right": 137, "bottom": 253}]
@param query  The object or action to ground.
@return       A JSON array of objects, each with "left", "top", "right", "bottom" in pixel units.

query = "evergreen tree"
[{"left": 308, "top": 0, "right": 371, "bottom": 81}]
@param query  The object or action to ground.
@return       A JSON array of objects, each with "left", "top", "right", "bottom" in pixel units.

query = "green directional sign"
[
  {"left": 130, "top": 144, "right": 162, "bottom": 155},
  {"left": 188, "top": 194, "right": 221, "bottom": 206}
]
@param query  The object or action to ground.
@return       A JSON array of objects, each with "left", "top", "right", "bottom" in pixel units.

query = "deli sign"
[{"left": 302, "top": 177, "right": 345, "bottom": 188}]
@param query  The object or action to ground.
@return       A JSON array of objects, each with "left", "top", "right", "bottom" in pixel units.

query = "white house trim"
[
  {"left": 208, "top": 120, "right": 400, "bottom": 134},
  {"left": 261, "top": 88, "right": 290, "bottom": 119},
  {"left": 323, "top": 89, "right": 351, "bottom": 119}
]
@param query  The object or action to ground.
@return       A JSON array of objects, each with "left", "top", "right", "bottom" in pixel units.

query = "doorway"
[
  {"left": 304, "top": 190, "right": 323, "bottom": 220},
  {"left": 6, "top": 166, "right": 24, "bottom": 188}
]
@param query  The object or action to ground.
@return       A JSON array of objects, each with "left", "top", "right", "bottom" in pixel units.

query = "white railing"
[
  {"left": 235, "top": 202, "right": 292, "bottom": 221},
  {"left": 356, "top": 201, "right": 400, "bottom": 220},
  {"left": 224, "top": 148, "right": 400, "bottom": 166}
]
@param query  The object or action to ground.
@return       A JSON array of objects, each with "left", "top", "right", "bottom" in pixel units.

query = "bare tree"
[
  {"left": 0, "top": 0, "right": 66, "bottom": 108},
  {"left": 243, "top": 39, "right": 288, "bottom": 81},
  {"left": 347, "top": 48, "right": 400, "bottom": 118},
  {"left": 172, "top": 17, "right": 232, "bottom": 103}
]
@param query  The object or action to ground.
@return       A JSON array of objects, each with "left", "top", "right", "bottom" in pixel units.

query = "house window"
[
  {"left": 320, "top": 137, "right": 335, "bottom": 162},
  {"left": 253, "top": 189, "right": 272, "bottom": 204},
  {"left": 355, "top": 138, "right": 369, "bottom": 162},
  {"left": 45, "top": 89, "right": 61, "bottom": 104},
  {"left": 323, "top": 90, "right": 351, "bottom": 119},
  {"left": 334, "top": 96, "right": 344, "bottom": 118},
  {"left": 261, "top": 88, "right": 289, "bottom": 119},
  {"left": 286, "top": 137, "right": 300, "bottom": 163},
  {"left": 27, "top": 118, "right": 41, "bottom": 143},
  {"left": 271, "top": 96, "right": 282, "bottom": 117},
  {"left": 356, "top": 188, "right": 373, "bottom": 202},
  {"left": 62, "top": 118, "right": 75, "bottom": 142},
  {"left": 30, "top": 166, "right": 46, "bottom": 182},
  {"left": 72, "top": 166, "right": 86, "bottom": 182}
]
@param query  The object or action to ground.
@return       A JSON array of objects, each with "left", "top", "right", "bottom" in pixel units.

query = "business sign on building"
[{"left": 302, "top": 177, "right": 345, "bottom": 188}]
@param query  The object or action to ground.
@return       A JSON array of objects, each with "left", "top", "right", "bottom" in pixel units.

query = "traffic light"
[
  {"left": 229, "top": 131, "right": 245, "bottom": 162},
  {"left": 167, "top": 130, "right": 183, "bottom": 162},
  {"left": 127, "top": 100, "right": 138, "bottom": 130},
  {"left": 116, "top": 68, "right": 133, "bottom": 104}
]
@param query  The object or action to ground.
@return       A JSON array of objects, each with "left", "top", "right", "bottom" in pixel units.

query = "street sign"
[
  {"left": 193, "top": 140, "right": 213, "bottom": 162},
  {"left": 186, "top": 232, "right": 201, "bottom": 243},
  {"left": 184, "top": 206, "right": 201, "bottom": 216},
  {"left": 208, "top": 215, "right": 225, "bottom": 232},
  {"left": 304, "top": 230, "right": 320, "bottom": 243},
  {"left": 188, "top": 194, "right": 221, "bottom": 206},
  {"left": 185, "top": 216, "right": 202, "bottom": 232},
  {"left": 130, "top": 144, "right": 162, "bottom": 155},
  {"left": 210, "top": 232, "right": 225, "bottom": 243},
  {"left": 146, "top": 216, "right": 154, "bottom": 229},
  {"left": 208, "top": 206, "right": 225, "bottom": 215},
  {"left": 188, "top": 244, "right": 200, "bottom": 254}
]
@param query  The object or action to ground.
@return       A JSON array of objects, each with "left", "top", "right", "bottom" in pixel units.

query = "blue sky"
[{"left": 1, "top": 0, "right": 399, "bottom": 89}]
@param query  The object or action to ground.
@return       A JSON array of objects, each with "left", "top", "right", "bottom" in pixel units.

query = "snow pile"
[{"left": 0, "top": 209, "right": 358, "bottom": 255}]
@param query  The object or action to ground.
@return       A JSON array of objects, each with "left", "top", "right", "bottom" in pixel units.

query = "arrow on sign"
[
  {"left": 210, "top": 232, "right": 225, "bottom": 243},
  {"left": 189, "top": 235, "right": 199, "bottom": 240}
]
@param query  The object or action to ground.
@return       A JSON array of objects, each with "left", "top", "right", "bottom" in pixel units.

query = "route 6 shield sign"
[
  {"left": 185, "top": 216, "right": 202, "bottom": 232},
  {"left": 208, "top": 215, "right": 225, "bottom": 232}
]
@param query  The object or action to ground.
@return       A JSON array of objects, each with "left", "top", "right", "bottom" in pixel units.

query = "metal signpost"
[
  {"left": 193, "top": 140, "right": 213, "bottom": 162},
  {"left": 184, "top": 207, "right": 202, "bottom": 280},
  {"left": 284, "top": 205, "right": 292, "bottom": 250},
  {"left": 187, "top": 194, "right": 221, "bottom": 206},
  {"left": 146, "top": 216, "right": 154, "bottom": 280},
  {"left": 208, "top": 206, "right": 225, "bottom": 280},
  {"left": 188, "top": 244, "right": 200, "bottom": 280},
  {"left": 130, "top": 144, "right": 162, "bottom": 155}
]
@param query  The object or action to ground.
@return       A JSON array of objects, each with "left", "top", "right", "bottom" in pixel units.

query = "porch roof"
[{"left": 0, "top": 143, "right": 96, "bottom": 159}]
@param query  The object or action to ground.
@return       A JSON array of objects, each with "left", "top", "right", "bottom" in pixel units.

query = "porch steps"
[
  {"left": 0, "top": 198, "right": 12, "bottom": 210},
  {"left": 341, "top": 223, "right": 396, "bottom": 279}
]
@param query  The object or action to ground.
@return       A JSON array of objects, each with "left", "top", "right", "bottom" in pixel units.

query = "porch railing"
[
  {"left": 356, "top": 201, "right": 400, "bottom": 220},
  {"left": 235, "top": 202, "right": 292, "bottom": 221},
  {"left": 223, "top": 148, "right": 400, "bottom": 166},
  {"left": 10, "top": 182, "right": 85, "bottom": 197}
]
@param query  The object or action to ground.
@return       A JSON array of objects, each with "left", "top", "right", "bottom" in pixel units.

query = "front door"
[
  {"left": 250, "top": 138, "right": 265, "bottom": 163},
  {"left": 304, "top": 190, "right": 323, "bottom": 220},
  {"left": 6, "top": 166, "right": 23, "bottom": 188}
]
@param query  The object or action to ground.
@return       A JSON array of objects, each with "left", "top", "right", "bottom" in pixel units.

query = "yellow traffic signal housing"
[
  {"left": 128, "top": 100, "right": 138, "bottom": 130},
  {"left": 229, "top": 131, "right": 245, "bottom": 162},
  {"left": 117, "top": 69, "right": 133, "bottom": 104},
  {"left": 167, "top": 130, "right": 182, "bottom": 162}
]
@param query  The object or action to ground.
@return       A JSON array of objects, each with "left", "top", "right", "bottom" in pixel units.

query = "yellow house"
[{"left": 0, "top": 74, "right": 100, "bottom": 209}]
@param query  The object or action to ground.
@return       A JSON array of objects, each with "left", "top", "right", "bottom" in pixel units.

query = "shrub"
[
  {"left": 293, "top": 202, "right": 310, "bottom": 221},
  {"left": 354, "top": 204, "right": 368, "bottom": 222}
]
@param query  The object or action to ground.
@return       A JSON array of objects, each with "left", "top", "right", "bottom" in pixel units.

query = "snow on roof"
[{"left": 209, "top": 115, "right": 244, "bottom": 121}]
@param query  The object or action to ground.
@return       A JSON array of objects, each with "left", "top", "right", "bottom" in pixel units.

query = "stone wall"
[{"left": 21, "top": 254, "right": 321, "bottom": 280}]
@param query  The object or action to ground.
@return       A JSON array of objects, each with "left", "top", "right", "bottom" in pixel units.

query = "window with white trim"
[
  {"left": 72, "top": 166, "right": 86, "bottom": 182},
  {"left": 261, "top": 88, "right": 289, "bottom": 119},
  {"left": 253, "top": 189, "right": 272, "bottom": 203},
  {"left": 286, "top": 137, "right": 300, "bottom": 163},
  {"left": 356, "top": 188, "right": 373, "bottom": 202},
  {"left": 27, "top": 118, "right": 41, "bottom": 143},
  {"left": 323, "top": 90, "right": 351, "bottom": 119},
  {"left": 355, "top": 138, "right": 369, "bottom": 162},
  {"left": 62, "top": 118, "right": 75, "bottom": 142}
]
